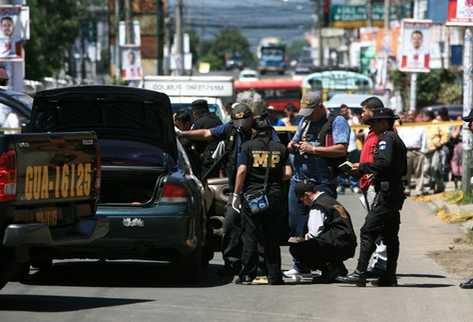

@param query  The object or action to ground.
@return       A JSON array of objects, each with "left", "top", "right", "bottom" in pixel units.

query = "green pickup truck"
[{"left": 0, "top": 131, "right": 108, "bottom": 290}]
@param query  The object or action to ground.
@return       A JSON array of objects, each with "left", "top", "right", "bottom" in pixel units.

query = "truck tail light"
[
  {"left": 160, "top": 182, "right": 187, "bottom": 203},
  {"left": 0, "top": 149, "right": 16, "bottom": 202}
]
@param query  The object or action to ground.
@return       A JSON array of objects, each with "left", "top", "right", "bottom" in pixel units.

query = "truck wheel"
[
  {"left": 10, "top": 262, "right": 30, "bottom": 283},
  {"left": 31, "top": 258, "right": 53, "bottom": 271},
  {"left": 0, "top": 252, "right": 9, "bottom": 290}
]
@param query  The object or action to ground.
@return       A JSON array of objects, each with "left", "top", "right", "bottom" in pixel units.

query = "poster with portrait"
[
  {"left": 0, "top": 6, "right": 24, "bottom": 62},
  {"left": 399, "top": 19, "right": 432, "bottom": 73},
  {"left": 120, "top": 45, "right": 143, "bottom": 81},
  {"left": 447, "top": 0, "right": 473, "bottom": 26}
]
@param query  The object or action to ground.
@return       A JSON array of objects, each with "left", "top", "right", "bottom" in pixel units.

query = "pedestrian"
[
  {"left": 459, "top": 110, "right": 473, "bottom": 289},
  {"left": 355, "top": 97, "right": 388, "bottom": 277},
  {"left": 281, "top": 103, "right": 302, "bottom": 126},
  {"left": 0, "top": 66, "right": 19, "bottom": 134},
  {"left": 190, "top": 99, "right": 222, "bottom": 177},
  {"left": 232, "top": 117, "right": 292, "bottom": 285},
  {"left": 179, "top": 103, "right": 278, "bottom": 275},
  {"left": 339, "top": 108, "right": 407, "bottom": 287},
  {"left": 338, "top": 104, "right": 360, "bottom": 194},
  {"left": 397, "top": 123, "right": 427, "bottom": 196},
  {"left": 284, "top": 92, "right": 350, "bottom": 280},
  {"left": 289, "top": 182, "right": 356, "bottom": 283}
]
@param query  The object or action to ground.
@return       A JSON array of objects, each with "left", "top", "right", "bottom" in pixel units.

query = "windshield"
[
  {"left": 261, "top": 47, "right": 284, "bottom": 60},
  {"left": 172, "top": 103, "right": 224, "bottom": 122}
]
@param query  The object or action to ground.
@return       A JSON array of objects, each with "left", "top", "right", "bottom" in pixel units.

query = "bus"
[
  {"left": 302, "top": 70, "right": 373, "bottom": 102},
  {"left": 234, "top": 79, "right": 303, "bottom": 111}
]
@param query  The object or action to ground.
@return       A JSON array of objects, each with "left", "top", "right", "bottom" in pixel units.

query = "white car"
[{"left": 239, "top": 69, "right": 258, "bottom": 82}]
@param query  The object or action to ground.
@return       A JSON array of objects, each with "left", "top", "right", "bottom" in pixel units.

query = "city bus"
[
  {"left": 234, "top": 79, "right": 303, "bottom": 111},
  {"left": 302, "top": 70, "right": 374, "bottom": 102}
]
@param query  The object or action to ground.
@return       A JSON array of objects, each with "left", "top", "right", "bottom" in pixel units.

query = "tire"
[
  {"left": 0, "top": 251, "right": 9, "bottom": 290},
  {"left": 31, "top": 258, "right": 53, "bottom": 271}
]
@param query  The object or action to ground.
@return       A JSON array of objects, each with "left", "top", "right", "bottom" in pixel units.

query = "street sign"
[
  {"left": 399, "top": 19, "right": 433, "bottom": 73},
  {"left": 447, "top": 0, "right": 473, "bottom": 26}
]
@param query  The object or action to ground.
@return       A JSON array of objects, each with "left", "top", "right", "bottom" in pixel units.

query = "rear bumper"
[{"left": 2, "top": 218, "right": 109, "bottom": 247}]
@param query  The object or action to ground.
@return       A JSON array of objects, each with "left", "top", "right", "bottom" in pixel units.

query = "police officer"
[
  {"left": 233, "top": 117, "right": 292, "bottom": 285},
  {"left": 339, "top": 108, "right": 407, "bottom": 287},
  {"left": 180, "top": 103, "right": 279, "bottom": 275},
  {"left": 285, "top": 92, "right": 350, "bottom": 280},
  {"left": 190, "top": 99, "right": 222, "bottom": 177},
  {"left": 459, "top": 110, "right": 473, "bottom": 289},
  {"left": 290, "top": 182, "right": 356, "bottom": 283}
]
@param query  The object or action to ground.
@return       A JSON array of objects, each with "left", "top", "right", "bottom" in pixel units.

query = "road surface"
[{"left": 1, "top": 193, "right": 472, "bottom": 322}]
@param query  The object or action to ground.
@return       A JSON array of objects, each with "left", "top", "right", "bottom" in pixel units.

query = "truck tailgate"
[{"left": 11, "top": 132, "right": 99, "bottom": 206}]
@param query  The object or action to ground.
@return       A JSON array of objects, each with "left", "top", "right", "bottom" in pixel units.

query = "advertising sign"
[
  {"left": 0, "top": 6, "right": 24, "bottom": 62},
  {"left": 120, "top": 45, "right": 143, "bottom": 80},
  {"left": 447, "top": 0, "right": 473, "bottom": 26},
  {"left": 143, "top": 76, "right": 234, "bottom": 97},
  {"left": 399, "top": 19, "right": 433, "bottom": 73}
]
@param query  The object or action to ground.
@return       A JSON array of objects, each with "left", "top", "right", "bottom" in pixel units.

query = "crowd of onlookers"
[{"left": 264, "top": 103, "right": 468, "bottom": 197}]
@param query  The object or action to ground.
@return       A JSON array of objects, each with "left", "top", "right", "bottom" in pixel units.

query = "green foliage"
[
  {"left": 200, "top": 28, "right": 254, "bottom": 70},
  {"left": 391, "top": 69, "right": 461, "bottom": 110},
  {"left": 286, "top": 39, "right": 307, "bottom": 61},
  {"left": 25, "top": 0, "right": 87, "bottom": 80}
]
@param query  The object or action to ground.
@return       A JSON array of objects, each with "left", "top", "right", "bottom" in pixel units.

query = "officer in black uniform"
[
  {"left": 289, "top": 182, "right": 356, "bottom": 283},
  {"left": 190, "top": 99, "right": 222, "bottom": 177},
  {"left": 232, "top": 117, "right": 292, "bottom": 285},
  {"left": 339, "top": 108, "right": 407, "bottom": 287},
  {"left": 180, "top": 103, "right": 279, "bottom": 275}
]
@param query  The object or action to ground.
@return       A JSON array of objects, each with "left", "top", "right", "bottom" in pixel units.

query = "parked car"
[
  {"left": 0, "top": 89, "right": 33, "bottom": 130},
  {"left": 26, "top": 86, "right": 214, "bottom": 281}
]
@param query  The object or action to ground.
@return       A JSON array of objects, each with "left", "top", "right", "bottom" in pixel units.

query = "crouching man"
[{"left": 289, "top": 182, "right": 357, "bottom": 283}]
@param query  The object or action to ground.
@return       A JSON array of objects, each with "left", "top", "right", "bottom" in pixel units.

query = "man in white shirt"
[
  {"left": 0, "top": 66, "right": 18, "bottom": 133},
  {"left": 288, "top": 182, "right": 357, "bottom": 283},
  {"left": 397, "top": 125, "right": 427, "bottom": 195}
]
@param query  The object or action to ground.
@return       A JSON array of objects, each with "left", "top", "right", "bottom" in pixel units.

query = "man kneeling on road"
[{"left": 289, "top": 182, "right": 357, "bottom": 283}]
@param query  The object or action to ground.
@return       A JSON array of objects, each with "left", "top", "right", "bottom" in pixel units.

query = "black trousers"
[
  {"left": 239, "top": 196, "right": 282, "bottom": 281},
  {"left": 356, "top": 196, "right": 401, "bottom": 279},
  {"left": 222, "top": 205, "right": 242, "bottom": 273},
  {"left": 289, "top": 239, "right": 337, "bottom": 271}
]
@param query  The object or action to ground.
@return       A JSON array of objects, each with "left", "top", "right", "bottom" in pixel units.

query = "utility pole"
[
  {"left": 175, "top": 0, "right": 184, "bottom": 75},
  {"left": 157, "top": 0, "right": 164, "bottom": 75},
  {"left": 315, "top": 0, "right": 323, "bottom": 67},
  {"left": 114, "top": 0, "right": 120, "bottom": 81},
  {"left": 124, "top": 0, "right": 132, "bottom": 44},
  {"left": 410, "top": 0, "right": 419, "bottom": 112},
  {"left": 462, "top": 28, "right": 473, "bottom": 199},
  {"left": 367, "top": 0, "right": 372, "bottom": 28}
]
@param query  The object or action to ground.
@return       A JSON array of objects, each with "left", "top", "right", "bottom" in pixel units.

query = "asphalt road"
[{"left": 1, "top": 193, "right": 473, "bottom": 322}]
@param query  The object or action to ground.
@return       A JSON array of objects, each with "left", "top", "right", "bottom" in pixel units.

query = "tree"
[
  {"left": 200, "top": 28, "right": 254, "bottom": 70},
  {"left": 25, "top": 0, "right": 86, "bottom": 80}
]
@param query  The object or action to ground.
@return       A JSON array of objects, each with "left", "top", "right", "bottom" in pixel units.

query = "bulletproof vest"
[
  {"left": 317, "top": 114, "right": 347, "bottom": 172},
  {"left": 311, "top": 193, "right": 357, "bottom": 260}
]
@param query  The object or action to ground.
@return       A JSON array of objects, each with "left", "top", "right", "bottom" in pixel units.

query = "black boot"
[
  {"left": 315, "top": 262, "right": 348, "bottom": 284},
  {"left": 335, "top": 270, "right": 367, "bottom": 287},
  {"left": 371, "top": 276, "right": 398, "bottom": 287},
  {"left": 459, "top": 278, "right": 473, "bottom": 289}
]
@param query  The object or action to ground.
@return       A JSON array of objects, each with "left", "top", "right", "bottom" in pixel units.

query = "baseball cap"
[
  {"left": 191, "top": 99, "right": 209, "bottom": 112},
  {"left": 231, "top": 103, "right": 253, "bottom": 128},
  {"left": 298, "top": 92, "right": 322, "bottom": 117},
  {"left": 463, "top": 110, "right": 473, "bottom": 122},
  {"left": 294, "top": 182, "right": 320, "bottom": 199}
]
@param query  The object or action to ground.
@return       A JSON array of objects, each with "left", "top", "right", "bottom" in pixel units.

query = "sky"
[{"left": 170, "top": 0, "right": 316, "bottom": 48}]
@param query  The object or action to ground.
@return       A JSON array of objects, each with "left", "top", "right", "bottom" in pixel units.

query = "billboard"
[
  {"left": 0, "top": 6, "right": 24, "bottom": 62},
  {"left": 447, "top": 0, "right": 473, "bottom": 26},
  {"left": 399, "top": 19, "right": 433, "bottom": 73},
  {"left": 120, "top": 46, "right": 143, "bottom": 80}
]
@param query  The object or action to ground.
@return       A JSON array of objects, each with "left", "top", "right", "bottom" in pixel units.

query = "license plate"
[
  {"left": 23, "top": 162, "right": 93, "bottom": 201},
  {"left": 35, "top": 207, "right": 59, "bottom": 226}
]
